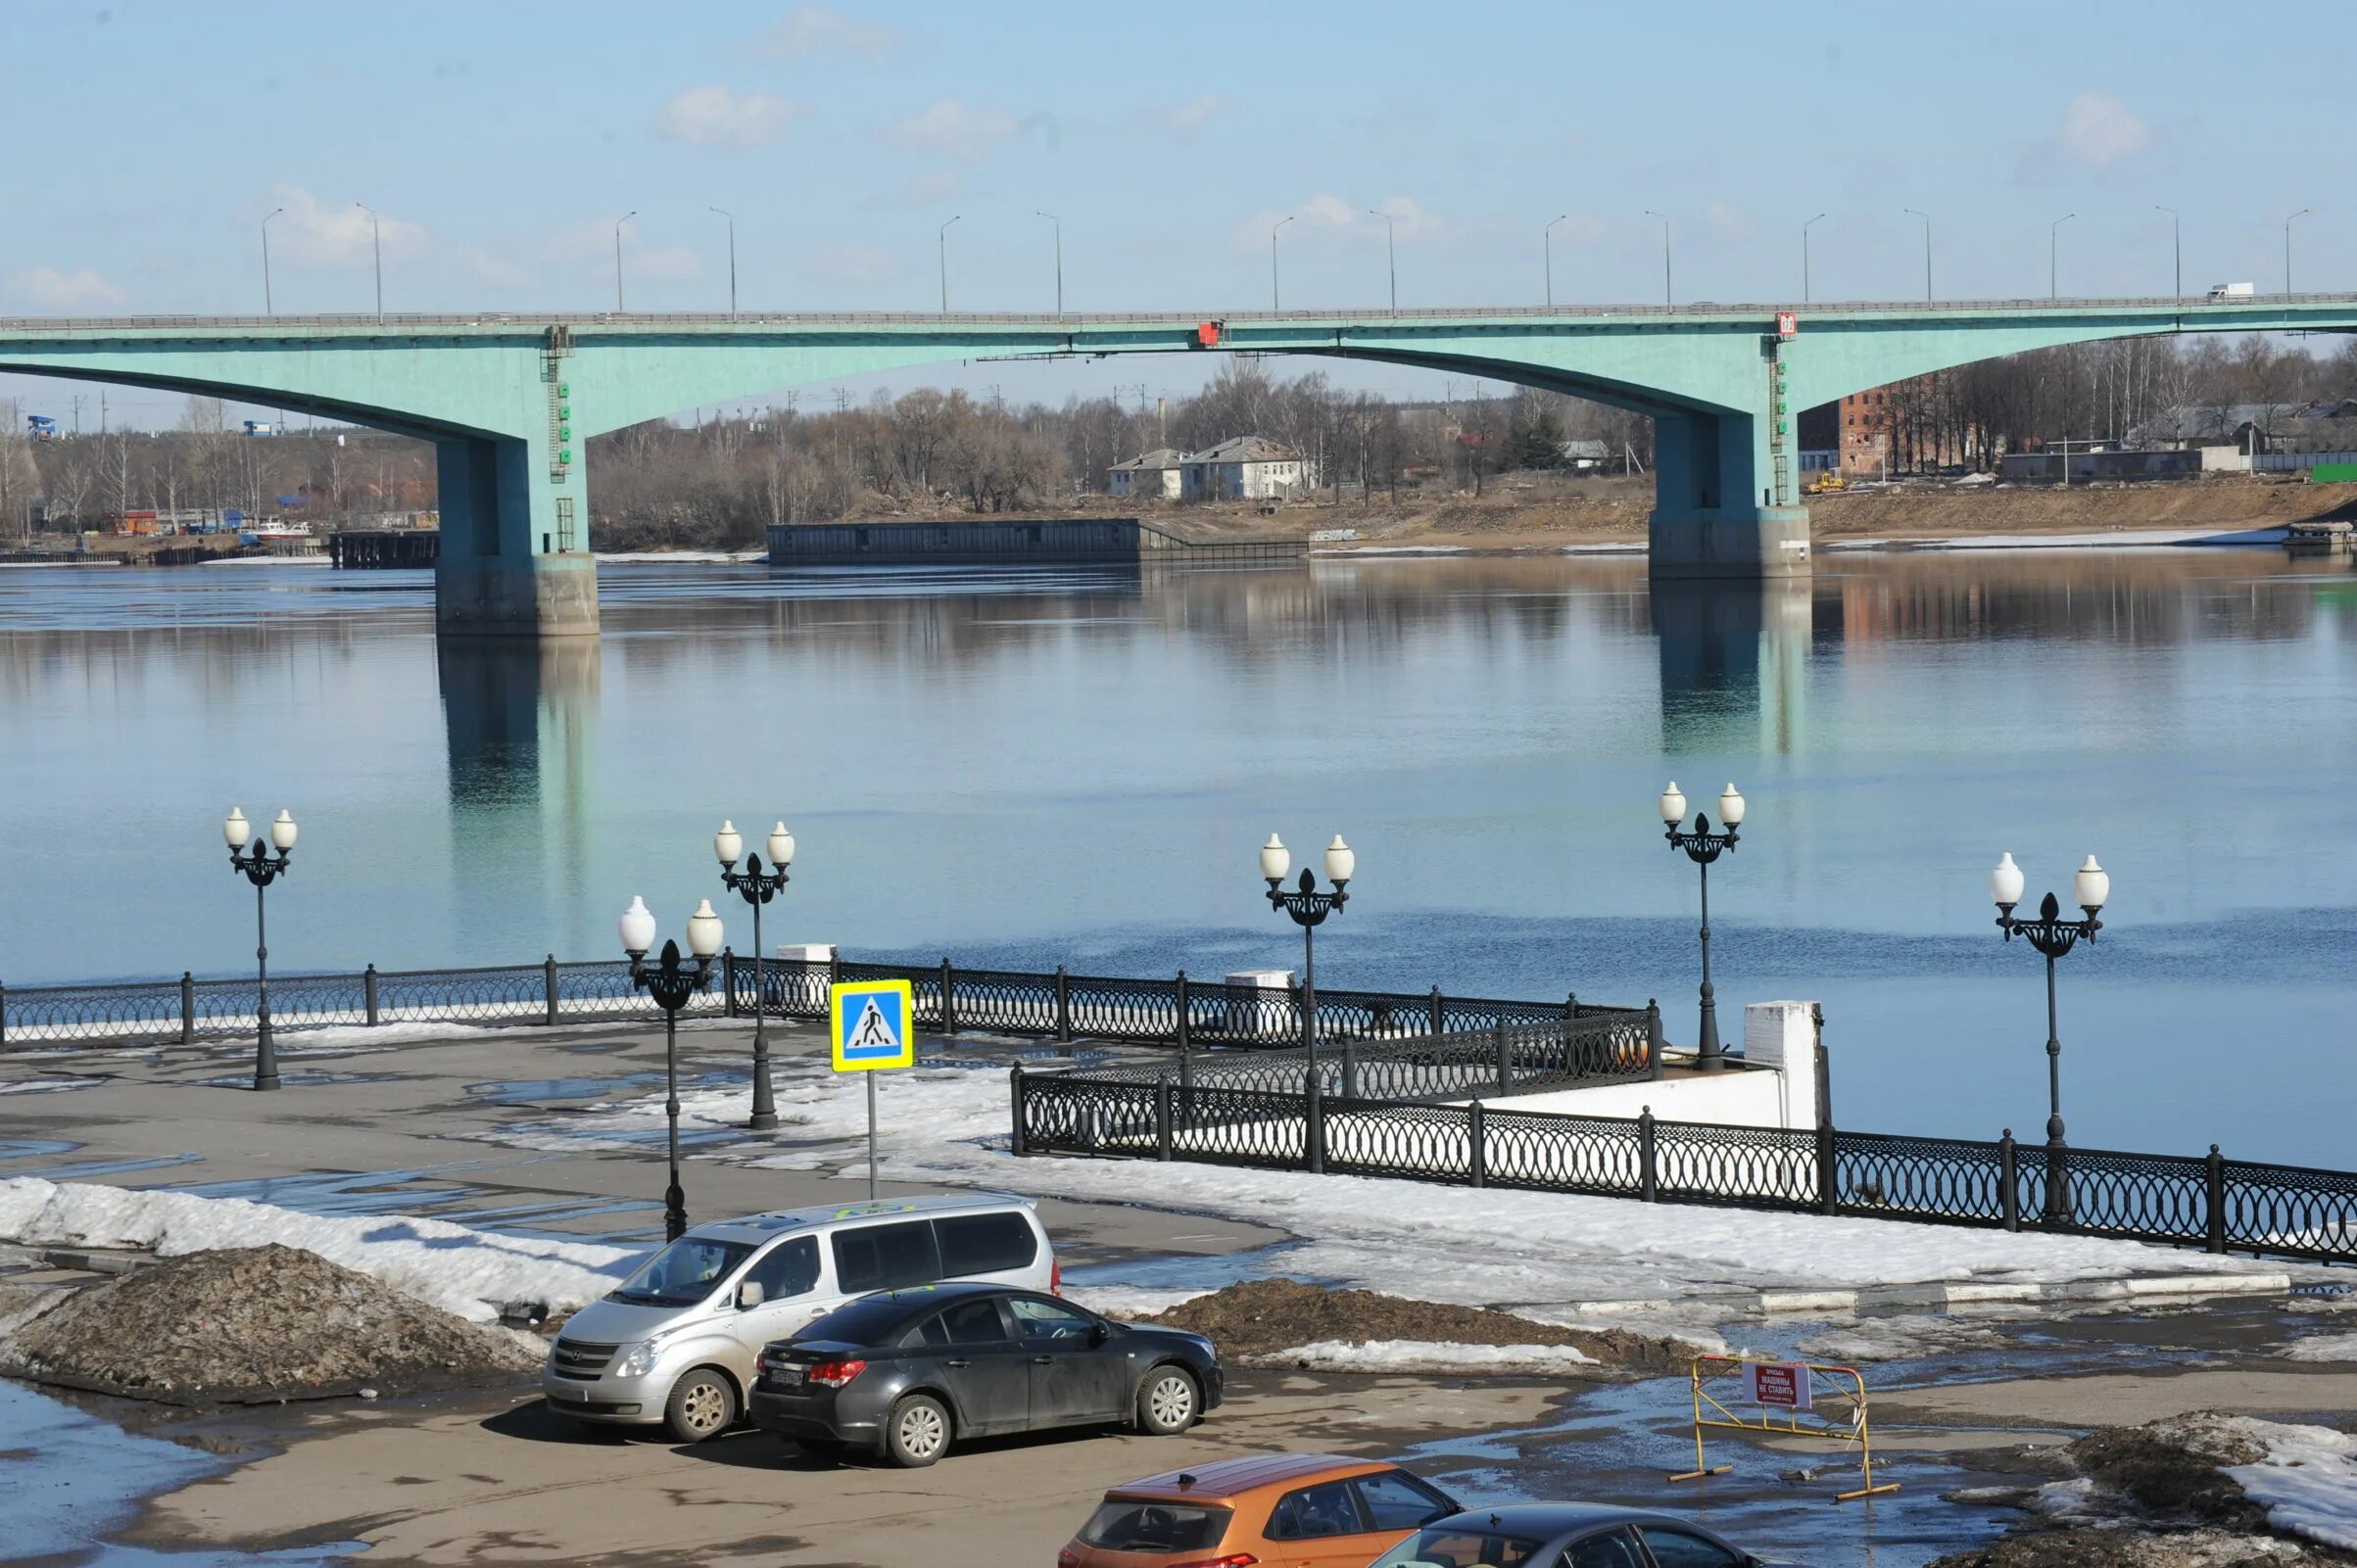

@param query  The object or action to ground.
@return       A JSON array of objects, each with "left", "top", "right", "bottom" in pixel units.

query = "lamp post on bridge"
[
  {"left": 222, "top": 807, "right": 298, "bottom": 1092},
  {"left": 354, "top": 203, "right": 383, "bottom": 318},
  {"left": 262, "top": 207, "right": 284, "bottom": 315},
  {"left": 1261, "top": 833, "right": 1354, "bottom": 1173},
  {"left": 1989, "top": 852, "right": 2111, "bottom": 1224},
  {"left": 2287, "top": 209, "right": 2312, "bottom": 295},
  {"left": 1657, "top": 782, "right": 1744, "bottom": 1070},
  {"left": 1034, "top": 211, "right": 1063, "bottom": 314},
  {"left": 1366, "top": 209, "right": 1397, "bottom": 311},
  {"left": 1905, "top": 210, "right": 1932, "bottom": 302},
  {"left": 1545, "top": 214, "right": 1570, "bottom": 308},
  {"left": 1271, "top": 215, "right": 1296, "bottom": 311},
  {"left": 1644, "top": 211, "right": 1672, "bottom": 309},
  {"left": 614, "top": 212, "right": 636, "bottom": 313},
  {"left": 619, "top": 895, "right": 725, "bottom": 1242},
  {"left": 1803, "top": 213, "right": 1827, "bottom": 305},
  {"left": 710, "top": 207, "right": 737, "bottom": 318},
  {"left": 938, "top": 214, "right": 960, "bottom": 314},
  {"left": 2049, "top": 214, "right": 2076, "bottom": 301},
  {"left": 715, "top": 818, "right": 794, "bottom": 1131},
  {"left": 2155, "top": 206, "right": 2181, "bottom": 299}
]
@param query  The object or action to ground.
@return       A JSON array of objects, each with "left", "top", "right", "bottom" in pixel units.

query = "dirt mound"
[
  {"left": 1930, "top": 1527, "right": 2339, "bottom": 1567},
  {"left": 1139, "top": 1278, "right": 1691, "bottom": 1373},
  {"left": 0, "top": 1243, "right": 545, "bottom": 1405},
  {"left": 2068, "top": 1411, "right": 2271, "bottom": 1531}
]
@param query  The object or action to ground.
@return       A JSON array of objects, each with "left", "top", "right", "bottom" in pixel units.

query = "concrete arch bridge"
[{"left": 5, "top": 293, "right": 2352, "bottom": 637}]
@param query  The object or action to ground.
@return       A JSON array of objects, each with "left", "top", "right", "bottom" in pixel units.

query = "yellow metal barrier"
[{"left": 1666, "top": 1354, "right": 1900, "bottom": 1502}]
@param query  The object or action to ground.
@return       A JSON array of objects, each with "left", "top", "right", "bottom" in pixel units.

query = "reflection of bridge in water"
[{"left": 11, "top": 293, "right": 2357, "bottom": 635}]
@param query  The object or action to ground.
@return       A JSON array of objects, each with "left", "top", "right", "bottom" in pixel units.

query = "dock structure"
[
  {"left": 765, "top": 515, "right": 1309, "bottom": 567},
  {"left": 2285, "top": 520, "right": 2353, "bottom": 555},
  {"left": 329, "top": 530, "right": 442, "bottom": 569}
]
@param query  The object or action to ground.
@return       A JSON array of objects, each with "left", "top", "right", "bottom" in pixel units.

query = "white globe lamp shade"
[
  {"left": 2074, "top": 856, "right": 2110, "bottom": 914},
  {"left": 618, "top": 895, "right": 656, "bottom": 956},
  {"left": 687, "top": 898, "right": 725, "bottom": 958},
  {"left": 1659, "top": 783, "right": 1687, "bottom": 827},
  {"left": 1990, "top": 852, "right": 2025, "bottom": 909},
  {"left": 1259, "top": 833, "right": 1289, "bottom": 882},
  {"left": 1717, "top": 784, "right": 1745, "bottom": 828},
  {"left": 766, "top": 822, "right": 794, "bottom": 868},
  {"left": 269, "top": 809, "right": 298, "bottom": 851},
  {"left": 222, "top": 807, "right": 251, "bottom": 849},
  {"left": 1323, "top": 834, "right": 1356, "bottom": 885},
  {"left": 714, "top": 820, "right": 742, "bottom": 866}
]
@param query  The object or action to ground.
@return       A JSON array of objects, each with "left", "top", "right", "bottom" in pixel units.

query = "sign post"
[{"left": 831, "top": 979, "right": 915, "bottom": 1199}]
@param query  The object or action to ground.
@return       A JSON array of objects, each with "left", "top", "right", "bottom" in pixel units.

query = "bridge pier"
[
  {"left": 1647, "top": 408, "right": 1811, "bottom": 580},
  {"left": 433, "top": 432, "right": 599, "bottom": 638}
]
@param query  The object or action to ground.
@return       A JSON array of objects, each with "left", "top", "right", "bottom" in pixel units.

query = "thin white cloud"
[
  {"left": 1371, "top": 195, "right": 1442, "bottom": 240},
  {"left": 755, "top": 6, "right": 899, "bottom": 57},
  {"left": 899, "top": 170, "right": 964, "bottom": 206},
  {"left": 9, "top": 267, "right": 125, "bottom": 309},
  {"left": 272, "top": 186, "right": 426, "bottom": 267},
  {"left": 1233, "top": 193, "right": 1443, "bottom": 253},
  {"left": 1156, "top": 96, "right": 1228, "bottom": 140},
  {"left": 630, "top": 244, "right": 705, "bottom": 285},
  {"left": 1703, "top": 202, "right": 1753, "bottom": 241},
  {"left": 652, "top": 86, "right": 803, "bottom": 148},
  {"left": 2054, "top": 92, "right": 2149, "bottom": 167},
  {"left": 800, "top": 241, "right": 903, "bottom": 286},
  {"left": 886, "top": 99, "right": 1022, "bottom": 163}
]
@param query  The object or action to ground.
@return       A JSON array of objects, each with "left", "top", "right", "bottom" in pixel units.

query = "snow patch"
[
  {"left": 2280, "top": 1332, "right": 2357, "bottom": 1363},
  {"left": 1268, "top": 1339, "right": 1597, "bottom": 1373},
  {"left": 2227, "top": 1418, "right": 2357, "bottom": 1551}
]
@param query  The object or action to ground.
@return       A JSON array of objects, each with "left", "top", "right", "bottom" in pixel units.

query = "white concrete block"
[{"left": 775, "top": 944, "right": 836, "bottom": 962}]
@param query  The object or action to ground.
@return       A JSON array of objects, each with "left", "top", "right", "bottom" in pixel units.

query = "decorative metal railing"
[
  {"left": 1010, "top": 1068, "right": 2357, "bottom": 1267},
  {"left": 0, "top": 952, "right": 1633, "bottom": 1061}
]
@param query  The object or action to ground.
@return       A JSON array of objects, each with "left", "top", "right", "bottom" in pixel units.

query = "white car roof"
[{"left": 685, "top": 1192, "right": 1035, "bottom": 1245}]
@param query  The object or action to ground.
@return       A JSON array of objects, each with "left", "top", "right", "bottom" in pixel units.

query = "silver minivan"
[{"left": 543, "top": 1194, "right": 1057, "bottom": 1442}]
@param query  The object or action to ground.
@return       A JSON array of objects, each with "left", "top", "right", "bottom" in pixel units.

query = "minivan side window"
[
  {"left": 740, "top": 1235, "right": 820, "bottom": 1303},
  {"left": 936, "top": 1212, "right": 1037, "bottom": 1276},
  {"left": 832, "top": 1220, "right": 941, "bottom": 1293}
]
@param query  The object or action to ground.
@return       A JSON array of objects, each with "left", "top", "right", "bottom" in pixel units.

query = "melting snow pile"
[
  {"left": 0, "top": 1243, "right": 546, "bottom": 1404},
  {"left": 0, "top": 1175, "right": 638, "bottom": 1323}
]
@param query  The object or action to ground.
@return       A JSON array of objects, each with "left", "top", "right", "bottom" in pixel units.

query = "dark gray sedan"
[
  {"left": 746, "top": 1281, "right": 1223, "bottom": 1467},
  {"left": 1369, "top": 1502, "right": 1788, "bottom": 1568}
]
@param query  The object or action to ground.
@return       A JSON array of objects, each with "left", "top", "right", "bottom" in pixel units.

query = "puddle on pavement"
[
  {"left": 0, "top": 1379, "right": 362, "bottom": 1567},
  {"left": 192, "top": 1070, "right": 401, "bottom": 1090},
  {"left": 462, "top": 1073, "right": 665, "bottom": 1105}
]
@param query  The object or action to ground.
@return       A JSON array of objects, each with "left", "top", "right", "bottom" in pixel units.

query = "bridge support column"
[
  {"left": 433, "top": 434, "right": 599, "bottom": 637},
  {"left": 1648, "top": 409, "right": 1810, "bottom": 580}
]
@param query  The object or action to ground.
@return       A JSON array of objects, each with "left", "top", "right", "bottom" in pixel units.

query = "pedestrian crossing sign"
[{"left": 830, "top": 979, "right": 915, "bottom": 1071}]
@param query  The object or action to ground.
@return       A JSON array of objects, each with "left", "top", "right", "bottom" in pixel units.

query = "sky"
[{"left": 3, "top": 0, "right": 2350, "bottom": 426}]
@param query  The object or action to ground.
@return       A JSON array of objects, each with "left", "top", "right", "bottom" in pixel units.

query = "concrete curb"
[{"left": 1563, "top": 1269, "right": 2292, "bottom": 1321}]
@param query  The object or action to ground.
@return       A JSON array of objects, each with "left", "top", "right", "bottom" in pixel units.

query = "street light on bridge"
[
  {"left": 1271, "top": 214, "right": 1296, "bottom": 311},
  {"left": 1544, "top": 214, "right": 1571, "bottom": 308},
  {"left": 710, "top": 207, "right": 737, "bottom": 318},
  {"left": 1802, "top": 213, "right": 1827, "bottom": 305},
  {"left": 2155, "top": 207, "right": 2182, "bottom": 299},
  {"left": 1366, "top": 209, "right": 1397, "bottom": 311},
  {"left": 1644, "top": 211, "right": 1672, "bottom": 309},
  {"left": 1035, "top": 212, "right": 1064, "bottom": 313},
  {"left": 354, "top": 203, "right": 383, "bottom": 318},
  {"left": 614, "top": 212, "right": 636, "bottom": 313},
  {"left": 2049, "top": 213, "right": 2076, "bottom": 301},
  {"left": 262, "top": 207, "right": 285, "bottom": 315},
  {"left": 938, "top": 214, "right": 961, "bottom": 314},
  {"left": 1990, "top": 852, "right": 2111, "bottom": 1224},
  {"left": 2287, "top": 209, "right": 2312, "bottom": 295},
  {"left": 1904, "top": 210, "right": 1932, "bottom": 302}
]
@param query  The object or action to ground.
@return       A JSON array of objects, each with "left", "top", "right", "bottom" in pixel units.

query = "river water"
[{"left": 1, "top": 551, "right": 2351, "bottom": 1163}]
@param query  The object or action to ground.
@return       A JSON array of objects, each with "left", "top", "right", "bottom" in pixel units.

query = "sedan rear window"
[
  {"left": 801, "top": 1293, "right": 928, "bottom": 1348},
  {"left": 1078, "top": 1500, "right": 1230, "bottom": 1553}
]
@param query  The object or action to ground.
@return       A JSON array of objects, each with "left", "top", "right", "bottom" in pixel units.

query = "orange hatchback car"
[{"left": 1058, "top": 1452, "right": 1461, "bottom": 1568}]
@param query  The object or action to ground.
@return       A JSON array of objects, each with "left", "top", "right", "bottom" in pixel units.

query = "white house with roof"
[
  {"left": 1107, "top": 437, "right": 1317, "bottom": 501},
  {"left": 1106, "top": 447, "right": 1187, "bottom": 499}
]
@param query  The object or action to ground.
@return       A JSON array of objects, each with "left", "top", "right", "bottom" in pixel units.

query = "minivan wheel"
[
  {"left": 1137, "top": 1366, "right": 1199, "bottom": 1435},
  {"left": 885, "top": 1394, "right": 951, "bottom": 1468},
  {"left": 662, "top": 1368, "right": 738, "bottom": 1444}
]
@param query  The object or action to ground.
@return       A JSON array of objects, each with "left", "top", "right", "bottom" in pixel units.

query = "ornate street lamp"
[
  {"left": 222, "top": 807, "right": 298, "bottom": 1091},
  {"left": 1991, "top": 851, "right": 2109, "bottom": 1223},
  {"left": 1658, "top": 782, "right": 1744, "bottom": 1070},
  {"left": 1262, "top": 833, "right": 1354, "bottom": 1173},
  {"left": 620, "top": 895, "right": 725, "bottom": 1241},
  {"left": 715, "top": 818, "right": 794, "bottom": 1131}
]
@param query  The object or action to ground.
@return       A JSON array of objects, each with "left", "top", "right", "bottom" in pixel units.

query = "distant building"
[
  {"left": 1799, "top": 382, "right": 1975, "bottom": 477},
  {"left": 1107, "top": 437, "right": 1317, "bottom": 500},
  {"left": 1557, "top": 439, "right": 1611, "bottom": 471},
  {"left": 1107, "top": 447, "right": 1186, "bottom": 499}
]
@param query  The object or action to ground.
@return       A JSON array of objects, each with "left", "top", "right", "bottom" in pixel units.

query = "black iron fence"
[
  {"left": 0, "top": 951, "right": 1630, "bottom": 1060},
  {"left": 1010, "top": 1069, "right": 2357, "bottom": 1266}
]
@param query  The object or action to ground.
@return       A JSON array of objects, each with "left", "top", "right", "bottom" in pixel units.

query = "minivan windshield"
[{"left": 608, "top": 1237, "right": 754, "bottom": 1307}]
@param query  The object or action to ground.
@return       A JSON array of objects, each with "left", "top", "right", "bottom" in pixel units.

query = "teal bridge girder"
[{"left": 6, "top": 293, "right": 2354, "bottom": 635}]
